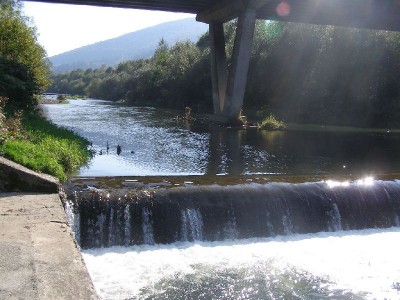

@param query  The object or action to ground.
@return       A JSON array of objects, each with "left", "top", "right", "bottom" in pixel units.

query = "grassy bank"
[{"left": 1, "top": 109, "right": 92, "bottom": 181}]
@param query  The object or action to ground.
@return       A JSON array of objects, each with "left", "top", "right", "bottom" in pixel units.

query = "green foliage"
[
  {"left": 0, "top": 96, "right": 25, "bottom": 143},
  {"left": 0, "top": 0, "right": 50, "bottom": 109},
  {"left": 257, "top": 114, "right": 286, "bottom": 130},
  {"left": 244, "top": 22, "right": 400, "bottom": 128},
  {"left": 0, "top": 107, "right": 92, "bottom": 181},
  {"left": 2, "top": 140, "right": 65, "bottom": 179},
  {"left": 50, "top": 39, "right": 211, "bottom": 110}
]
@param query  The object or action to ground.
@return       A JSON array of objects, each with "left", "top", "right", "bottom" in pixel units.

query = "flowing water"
[
  {"left": 42, "top": 99, "right": 400, "bottom": 299},
  {"left": 41, "top": 99, "right": 400, "bottom": 178},
  {"left": 81, "top": 228, "right": 400, "bottom": 300}
]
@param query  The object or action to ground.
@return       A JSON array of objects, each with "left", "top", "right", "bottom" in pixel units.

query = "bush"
[
  {"left": 0, "top": 96, "right": 26, "bottom": 143},
  {"left": 257, "top": 114, "right": 286, "bottom": 130}
]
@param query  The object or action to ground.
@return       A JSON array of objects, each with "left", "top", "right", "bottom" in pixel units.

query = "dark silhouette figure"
[
  {"left": 106, "top": 141, "right": 109, "bottom": 154},
  {"left": 117, "top": 144, "right": 122, "bottom": 155}
]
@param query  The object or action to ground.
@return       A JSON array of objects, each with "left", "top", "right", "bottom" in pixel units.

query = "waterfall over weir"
[{"left": 65, "top": 179, "right": 400, "bottom": 249}]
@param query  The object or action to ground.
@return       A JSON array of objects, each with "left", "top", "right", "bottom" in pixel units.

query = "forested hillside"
[
  {"left": 49, "top": 21, "right": 400, "bottom": 128},
  {"left": 50, "top": 18, "right": 208, "bottom": 73}
]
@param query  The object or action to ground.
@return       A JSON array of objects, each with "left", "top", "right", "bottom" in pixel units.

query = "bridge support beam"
[
  {"left": 222, "top": 8, "right": 256, "bottom": 119},
  {"left": 208, "top": 7, "right": 256, "bottom": 121},
  {"left": 210, "top": 22, "right": 228, "bottom": 114}
]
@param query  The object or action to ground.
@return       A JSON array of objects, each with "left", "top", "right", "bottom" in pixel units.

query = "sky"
[{"left": 22, "top": 1, "right": 194, "bottom": 57}]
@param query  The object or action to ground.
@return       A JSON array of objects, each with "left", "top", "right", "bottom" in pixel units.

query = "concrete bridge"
[{"left": 26, "top": 0, "right": 400, "bottom": 121}]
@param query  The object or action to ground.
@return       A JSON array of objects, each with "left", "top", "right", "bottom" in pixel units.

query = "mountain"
[{"left": 50, "top": 18, "right": 208, "bottom": 73}]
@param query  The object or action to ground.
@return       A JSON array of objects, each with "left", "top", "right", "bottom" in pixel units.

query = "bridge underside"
[
  {"left": 25, "top": 0, "right": 400, "bottom": 32},
  {"left": 26, "top": 0, "right": 400, "bottom": 121}
]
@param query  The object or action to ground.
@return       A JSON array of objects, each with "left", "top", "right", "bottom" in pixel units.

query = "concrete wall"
[{"left": 0, "top": 157, "right": 60, "bottom": 193}]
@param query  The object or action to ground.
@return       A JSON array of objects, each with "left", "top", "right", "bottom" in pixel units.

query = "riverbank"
[
  {"left": 0, "top": 107, "right": 92, "bottom": 181},
  {"left": 38, "top": 99, "right": 68, "bottom": 104}
]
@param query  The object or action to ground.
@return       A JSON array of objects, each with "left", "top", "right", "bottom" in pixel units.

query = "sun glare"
[
  {"left": 357, "top": 176, "right": 374, "bottom": 186},
  {"left": 325, "top": 180, "right": 350, "bottom": 189},
  {"left": 326, "top": 177, "right": 374, "bottom": 189}
]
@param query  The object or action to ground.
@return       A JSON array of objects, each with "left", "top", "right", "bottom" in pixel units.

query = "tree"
[{"left": 0, "top": 0, "right": 50, "bottom": 110}]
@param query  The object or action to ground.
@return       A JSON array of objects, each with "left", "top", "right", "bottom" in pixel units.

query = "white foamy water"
[{"left": 82, "top": 227, "right": 400, "bottom": 300}]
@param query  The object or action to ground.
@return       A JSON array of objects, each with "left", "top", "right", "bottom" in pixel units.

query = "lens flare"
[{"left": 276, "top": 1, "right": 291, "bottom": 17}]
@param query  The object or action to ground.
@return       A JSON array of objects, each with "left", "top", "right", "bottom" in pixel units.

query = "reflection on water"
[{"left": 41, "top": 99, "right": 400, "bottom": 178}]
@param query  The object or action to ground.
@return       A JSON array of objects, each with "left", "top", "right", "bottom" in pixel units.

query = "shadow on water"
[{"left": 202, "top": 125, "right": 400, "bottom": 178}]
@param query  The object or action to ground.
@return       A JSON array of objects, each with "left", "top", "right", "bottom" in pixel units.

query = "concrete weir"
[{"left": 0, "top": 158, "right": 98, "bottom": 299}]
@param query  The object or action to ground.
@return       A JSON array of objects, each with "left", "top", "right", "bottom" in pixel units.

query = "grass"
[
  {"left": 257, "top": 114, "right": 286, "bottom": 130},
  {"left": 1, "top": 111, "right": 92, "bottom": 181}
]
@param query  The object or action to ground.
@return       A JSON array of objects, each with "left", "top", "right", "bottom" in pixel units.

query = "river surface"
[
  {"left": 41, "top": 99, "right": 400, "bottom": 179},
  {"left": 43, "top": 99, "right": 400, "bottom": 299}
]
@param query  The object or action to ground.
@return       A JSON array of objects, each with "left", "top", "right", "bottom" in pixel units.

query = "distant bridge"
[{"left": 25, "top": 0, "right": 400, "bottom": 121}]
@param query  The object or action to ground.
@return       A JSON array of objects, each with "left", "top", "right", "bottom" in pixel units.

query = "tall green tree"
[{"left": 0, "top": 0, "right": 50, "bottom": 110}]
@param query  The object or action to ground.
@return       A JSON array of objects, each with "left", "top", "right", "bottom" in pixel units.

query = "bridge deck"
[{"left": 25, "top": 0, "right": 400, "bottom": 31}]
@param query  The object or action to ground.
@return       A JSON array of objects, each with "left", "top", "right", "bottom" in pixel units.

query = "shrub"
[
  {"left": 257, "top": 114, "right": 286, "bottom": 130},
  {"left": 0, "top": 96, "right": 26, "bottom": 143}
]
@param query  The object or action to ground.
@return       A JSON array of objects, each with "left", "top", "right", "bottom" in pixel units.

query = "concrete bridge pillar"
[
  {"left": 222, "top": 8, "right": 256, "bottom": 119},
  {"left": 210, "top": 22, "right": 228, "bottom": 115},
  {"left": 208, "top": 7, "right": 256, "bottom": 121}
]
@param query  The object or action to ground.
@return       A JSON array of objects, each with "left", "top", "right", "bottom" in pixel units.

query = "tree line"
[{"left": 49, "top": 21, "right": 400, "bottom": 128}]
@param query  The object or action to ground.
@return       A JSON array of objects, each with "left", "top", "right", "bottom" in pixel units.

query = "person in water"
[{"left": 117, "top": 144, "right": 122, "bottom": 155}]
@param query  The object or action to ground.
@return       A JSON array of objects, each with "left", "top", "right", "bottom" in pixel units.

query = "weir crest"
[{"left": 64, "top": 179, "right": 400, "bottom": 249}]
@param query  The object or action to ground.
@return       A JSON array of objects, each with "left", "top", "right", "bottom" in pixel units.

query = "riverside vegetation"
[
  {"left": 257, "top": 114, "right": 286, "bottom": 130},
  {"left": 0, "top": 0, "right": 92, "bottom": 181},
  {"left": 50, "top": 21, "right": 400, "bottom": 129}
]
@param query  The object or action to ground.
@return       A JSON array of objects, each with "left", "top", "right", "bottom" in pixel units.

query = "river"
[
  {"left": 42, "top": 99, "right": 400, "bottom": 299},
  {"left": 42, "top": 99, "right": 400, "bottom": 179}
]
